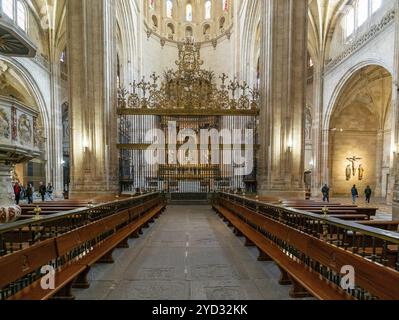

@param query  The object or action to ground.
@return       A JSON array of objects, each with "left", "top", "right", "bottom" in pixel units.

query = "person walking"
[
  {"left": 365, "top": 185, "right": 372, "bottom": 204},
  {"left": 321, "top": 184, "right": 330, "bottom": 203},
  {"left": 39, "top": 182, "right": 47, "bottom": 202},
  {"left": 26, "top": 184, "right": 33, "bottom": 204},
  {"left": 47, "top": 183, "right": 54, "bottom": 201},
  {"left": 20, "top": 185, "right": 25, "bottom": 202},
  {"left": 14, "top": 182, "right": 21, "bottom": 205},
  {"left": 351, "top": 185, "right": 359, "bottom": 204}
]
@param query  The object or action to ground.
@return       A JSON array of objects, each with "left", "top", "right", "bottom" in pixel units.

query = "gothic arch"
[
  {"left": 324, "top": 59, "right": 392, "bottom": 131},
  {"left": 0, "top": 56, "right": 51, "bottom": 180}
]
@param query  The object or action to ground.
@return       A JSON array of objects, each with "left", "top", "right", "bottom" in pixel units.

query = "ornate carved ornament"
[{"left": 117, "top": 38, "right": 259, "bottom": 116}]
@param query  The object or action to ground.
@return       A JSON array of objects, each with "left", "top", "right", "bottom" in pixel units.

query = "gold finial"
[{"left": 33, "top": 206, "right": 42, "bottom": 220}]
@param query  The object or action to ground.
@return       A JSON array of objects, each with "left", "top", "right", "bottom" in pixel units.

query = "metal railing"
[
  {"left": 0, "top": 193, "right": 160, "bottom": 257},
  {"left": 0, "top": 192, "right": 163, "bottom": 300},
  {"left": 216, "top": 193, "right": 399, "bottom": 300}
]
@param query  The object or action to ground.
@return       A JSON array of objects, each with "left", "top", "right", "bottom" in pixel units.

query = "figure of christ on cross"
[{"left": 346, "top": 156, "right": 362, "bottom": 177}]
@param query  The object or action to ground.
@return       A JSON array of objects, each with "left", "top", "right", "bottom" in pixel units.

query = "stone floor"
[{"left": 73, "top": 205, "right": 297, "bottom": 300}]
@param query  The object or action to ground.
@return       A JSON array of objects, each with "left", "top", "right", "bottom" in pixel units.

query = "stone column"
[
  {"left": 67, "top": 0, "right": 119, "bottom": 197},
  {"left": 391, "top": 0, "right": 399, "bottom": 220},
  {"left": 257, "top": 0, "right": 308, "bottom": 198},
  {"left": 310, "top": 63, "right": 325, "bottom": 197},
  {"left": 375, "top": 129, "right": 384, "bottom": 197}
]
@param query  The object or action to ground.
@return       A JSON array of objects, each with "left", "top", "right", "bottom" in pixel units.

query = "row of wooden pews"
[
  {"left": 279, "top": 200, "right": 378, "bottom": 221},
  {"left": 19, "top": 200, "right": 91, "bottom": 219},
  {"left": 213, "top": 193, "right": 399, "bottom": 300},
  {"left": 0, "top": 193, "right": 166, "bottom": 300}
]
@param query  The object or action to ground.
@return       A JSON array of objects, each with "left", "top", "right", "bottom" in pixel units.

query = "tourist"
[
  {"left": 351, "top": 185, "right": 359, "bottom": 204},
  {"left": 26, "top": 184, "right": 33, "bottom": 204},
  {"left": 321, "top": 184, "right": 330, "bottom": 203},
  {"left": 39, "top": 182, "right": 47, "bottom": 202},
  {"left": 47, "top": 183, "right": 54, "bottom": 201},
  {"left": 20, "top": 185, "right": 25, "bottom": 201},
  {"left": 14, "top": 182, "right": 21, "bottom": 205},
  {"left": 365, "top": 186, "right": 372, "bottom": 204}
]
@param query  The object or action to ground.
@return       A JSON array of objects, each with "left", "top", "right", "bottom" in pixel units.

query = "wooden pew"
[
  {"left": 289, "top": 207, "right": 377, "bottom": 220},
  {"left": 214, "top": 205, "right": 353, "bottom": 299},
  {"left": 213, "top": 195, "right": 399, "bottom": 300},
  {"left": 356, "top": 220, "right": 399, "bottom": 232},
  {"left": 1, "top": 195, "right": 166, "bottom": 300}
]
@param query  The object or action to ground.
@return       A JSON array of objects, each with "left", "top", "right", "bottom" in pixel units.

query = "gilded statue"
[
  {"left": 346, "top": 165, "right": 352, "bottom": 181},
  {"left": 358, "top": 164, "right": 364, "bottom": 181}
]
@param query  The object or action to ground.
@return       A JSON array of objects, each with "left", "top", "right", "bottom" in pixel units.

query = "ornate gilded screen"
[{"left": 117, "top": 39, "right": 259, "bottom": 194}]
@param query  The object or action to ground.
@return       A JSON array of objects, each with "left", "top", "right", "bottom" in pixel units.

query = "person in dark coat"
[
  {"left": 47, "top": 183, "right": 54, "bottom": 201},
  {"left": 39, "top": 182, "right": 47, "bottom": 202},
  {"left": 321, "top": 184, "right": 330, "bottom": 203},
  {"left": 351, "top": 185, "right": 359, "bottom": 204},
  {"left": 365, "top": 186, "right": 372, "bottom": 204},
  {"left": 26, "top": 184, "right": 33, "bottom": 204}
]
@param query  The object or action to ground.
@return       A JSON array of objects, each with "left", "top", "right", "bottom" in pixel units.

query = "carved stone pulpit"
[{"left": 0, "top": 97, "right": 42, "bottom": 223}]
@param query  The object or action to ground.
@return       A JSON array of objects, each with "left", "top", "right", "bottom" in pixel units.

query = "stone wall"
[{"left": 329, "top": 105, "right": 378, "bottom": 196}]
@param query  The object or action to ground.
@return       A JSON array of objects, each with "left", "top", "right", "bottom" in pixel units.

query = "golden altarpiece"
[{"left": 117, "top": 39, "right": 259, "bottom": 194}]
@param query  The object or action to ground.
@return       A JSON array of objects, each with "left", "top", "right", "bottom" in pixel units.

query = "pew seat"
[
  {"left": 214, "top": 204, "right": 353, "bottom": 300},
  {"left": 2, "top": 195, "right": 166, "bottom": 301}
]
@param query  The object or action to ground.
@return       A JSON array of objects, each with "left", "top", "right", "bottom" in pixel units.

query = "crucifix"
[{"left": 346, "top": 156, "right": 362, "bottom": 177}]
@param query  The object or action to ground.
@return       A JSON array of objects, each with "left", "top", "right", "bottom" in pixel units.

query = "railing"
[
  {"left": 0, "top": 192, "right": 164, "bottom": 300},
  {"left": 215, "top": 193, "right": 399, "bottom": 300},
  {"left": 0, "top": 192, "right": 160, "bottom": 257}
]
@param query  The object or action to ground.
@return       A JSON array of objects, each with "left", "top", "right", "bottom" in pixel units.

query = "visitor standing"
[
  {"left": 321, "top": 184, "right": 330, "bottom": 203},
  {"left": 47, "top": 183, "right": 54, "bottom": 201},
  {"left": 351, "top": 185, "right": 359, "bottom": 204},
  {"left": 14, "top": 183, "right": 21, "bottom": 205},
  {"left": 26, "top": 184, "right": 33, "bottom": 204},
  {"left": 365, "top": 186, "right": 372, "bottom": 204},
  {"left": 39, "top": 182, "right": 47, "bottom": 202}
]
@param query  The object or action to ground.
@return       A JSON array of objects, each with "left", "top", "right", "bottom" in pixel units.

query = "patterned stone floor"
[{"left": 73, "top": 205, "right": 298, "bottom": 300}]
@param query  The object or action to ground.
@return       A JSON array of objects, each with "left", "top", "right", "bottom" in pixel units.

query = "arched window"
[
  {"left": 166, "top": 0, "right": 173, "bottom": 18},
  {"left": 345, "top": 6, "right": 355, "bottom": 38},
  {"left": 205, "top": 0, "right": 211, "bottom": 20},
  {"left": 16, "top": 0, "right": 26, "bottom": 31},
  {"left": 2, "top": 0, "right": 14, "bottom": 19},
  {"left": 372, "top": 0, "right": 382, "bottom": 13},
  {"left": 186, "top": 3, "right": 193, "bottom": 22},
  {"left": 222, "top": 0, "right": 228, "bottom": 12},
  {"left": 357, "top": 0, "right": 368, "bottom": 27}
]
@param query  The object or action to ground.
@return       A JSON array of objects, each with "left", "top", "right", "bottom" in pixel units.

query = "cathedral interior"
[{"left": 0, "top": 0, "right": 399, "bottom": 302}]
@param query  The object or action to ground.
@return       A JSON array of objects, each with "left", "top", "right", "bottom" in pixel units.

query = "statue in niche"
[
  {"left": 358, "top": 164, "right": 365, "bottom": 181},
  {"left": 346, "top": 165, "right": 352, "bottom": 181}
]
